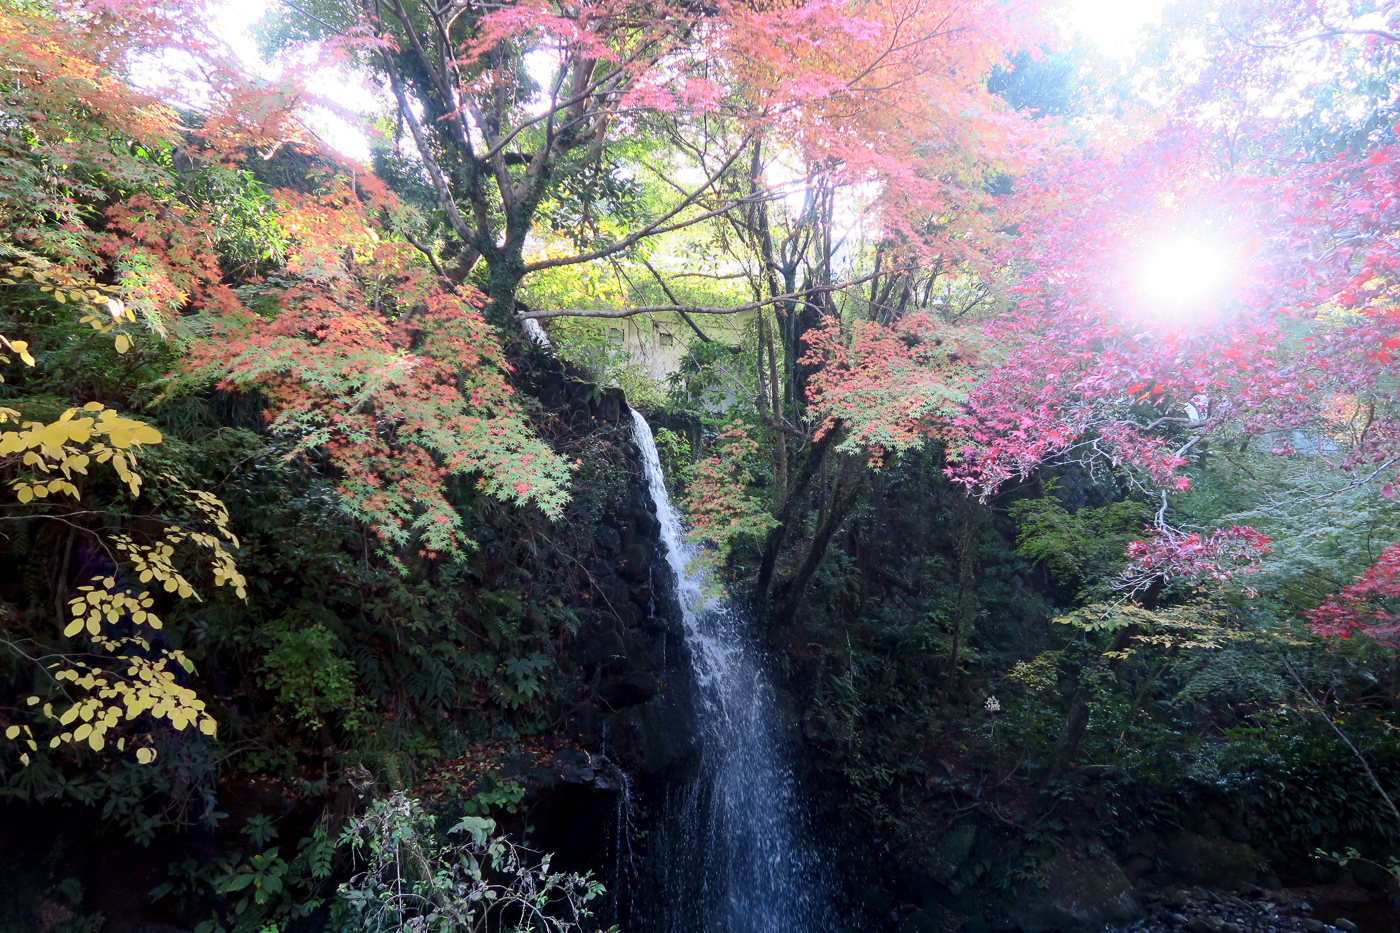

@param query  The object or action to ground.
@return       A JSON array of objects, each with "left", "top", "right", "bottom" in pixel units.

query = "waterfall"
[
  {"left": 629, "top": 409, "right": 833, "bottom": 933},
  {"left": 521, "top": 317, "right": 551, "bottom": 347}
]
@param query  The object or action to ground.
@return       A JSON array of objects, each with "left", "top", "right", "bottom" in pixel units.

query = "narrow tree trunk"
[
  {"left": 1283, "top": 658, "right": 1400, "bottom": 835},
  {"left": 766, "top": 314, "right": 787, "bottom": 493},
  {"left": 756, "top": 426, "right": 838, "bottom": 597},
  {"left": 771, "top": 480, "right": 863, "bottom": 630},
  {"left": 757, "top": 311, "right": 787, "bottom": 493},
  {"left": 944, "top": 508, "right": 981, "bottom": 698}
]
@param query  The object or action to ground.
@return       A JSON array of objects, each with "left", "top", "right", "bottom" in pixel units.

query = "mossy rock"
[
  {"left": 1009, "top": 852, "right": 1142, "bottom": 933},
  {"left": 898, "top": 909, "right": 943, "bottom": 933},
  {"left": 928, "top": 824, "right": 978, "bottom": 883},
  {"left": 1164, "top": 832, "right": 1258, "bottom": 889}
]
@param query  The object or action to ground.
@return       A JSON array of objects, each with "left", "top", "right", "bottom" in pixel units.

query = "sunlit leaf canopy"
[{"left": 96, "top": 0, "right": 1400, "bottom": 622}]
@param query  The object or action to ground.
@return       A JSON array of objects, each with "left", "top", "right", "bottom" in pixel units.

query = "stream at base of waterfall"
[{"left": 628, "top": 409, "right": 836, "bottom": 933}]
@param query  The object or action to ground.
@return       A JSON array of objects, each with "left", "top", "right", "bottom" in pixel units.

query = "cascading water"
[{"left": 629, "top": 409, "right": 833, "bottom": 933}]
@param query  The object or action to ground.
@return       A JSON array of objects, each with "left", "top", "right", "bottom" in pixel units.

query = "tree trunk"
[
  {"left": 485, "top": 249, "right": 527, "bottom": 328},
  {"left": 766, "top": 313, "right": 787, "bottom": 493},
  {"left": 755, "top": 427, "right": 838, "bottom": 597},
  {"left": 770, "top": 477, "right": 863, "bottom": 630}
]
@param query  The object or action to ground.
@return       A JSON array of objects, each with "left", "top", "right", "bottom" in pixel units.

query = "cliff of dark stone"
[{"left": 473, "top": 370, "right": 701, "bottom": 923}]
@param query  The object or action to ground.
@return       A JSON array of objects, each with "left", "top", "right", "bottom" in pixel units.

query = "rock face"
[
  {"left": 534, "top": 381, "right": 696, "bottom": 772},
  {"left": 507, "top": 375, "right": 702, "bottom": 932},
  {"left": 928, "top": 824, "right": 978, "bottom": 884},
  {"left": 1165, "top": 832, "right": 1260, "bottom": 889},
  {"left": 1010, "top": 852, "right": 1143, "bottom": 933}
]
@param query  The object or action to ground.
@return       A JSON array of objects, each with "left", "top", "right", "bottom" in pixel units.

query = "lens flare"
[{"left": 1137, "top": 235, "right": 1235, "bottom": 315}]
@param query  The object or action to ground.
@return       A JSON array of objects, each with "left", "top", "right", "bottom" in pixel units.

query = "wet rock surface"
[{"left": 1103, "top": 887, "right": 1384, "bottom": 933}]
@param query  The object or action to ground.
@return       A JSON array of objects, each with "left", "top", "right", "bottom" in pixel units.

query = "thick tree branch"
[
  {"left": 515, "top": 271, "right": 882, "bottom": 321},
  {"left": 520, "top": 136, "right": 760, "bottom": 273},
  {"left": 755, "top": 425, "right": 840, "bottom": 597}
]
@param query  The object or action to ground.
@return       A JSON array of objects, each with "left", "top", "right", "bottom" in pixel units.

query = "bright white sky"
[
  {"left": 1056, "top": 0, "right": 1171, "bottom": 60},
  {"left": 203, "top": 0, "right": 1170, "bottom": 161}
]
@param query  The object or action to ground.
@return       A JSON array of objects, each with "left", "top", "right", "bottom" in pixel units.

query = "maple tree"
[
  {"left": 180, "top": 171, "right": 572, "bottom": 556},
  {"left": 1308, "top": 541, "right": 1400, "bottom": 643},
  {"left": 778, "top": 2, "right": 1399, "bottom": 602},
  {"left": 265, "top": 0, "right": 1043, "bottom": 333},
  {"left": 681, "top": 419, "right": 775, "bottom": 569},
  {"left": 0, "top": 0, "right": 574, "bottom": 782}
]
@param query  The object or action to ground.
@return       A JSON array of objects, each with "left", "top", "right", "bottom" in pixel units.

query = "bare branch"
[
  {"left": 515, "top": 271, "right": 882, "bottom": 321},
  {"left": 521, "top": 134, "right": 761, "bottom": 273}
]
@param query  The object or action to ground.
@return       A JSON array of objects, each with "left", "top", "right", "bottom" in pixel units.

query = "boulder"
[
  {"left": 632, "top": 507, "right": 661, "bottom": 539},
  {"left": 552, "top": 749, "right": 595, "bottom": 784},
  {"left": 581, "top": 632, "right": 626, "bottom": 665},
  {"left": 619, "top": 542, "right": 653, "bottom": 582},
  {"left": 928, "top": 823, "right": 977, "bottom": 883},
  {"left": 594, "top": 573, "right": 631, "bottom": 608},
  {"left": 1164, "top": 832, "right": 1258, "bottom": 889},
  {"left": 1009, "top": 852, "right": 1143, "bottom": 933},
  {"left": 593, "top": 524, "right": 622, "bottom": 556},
  {"left": 600, "top": 672, "right": 661, "bottom": 708},
  {"left": 608, "top": 692, "right": 699, "bottom": 777}
]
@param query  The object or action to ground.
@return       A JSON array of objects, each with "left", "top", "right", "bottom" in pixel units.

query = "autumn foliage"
[
  {"left": 1308, "top": 542, "right": 1400, "bottom": 643},
  {"left": 183, "top": 175, "right": 572, "bottom": 556},
  {"left": 0, "top": 0, "right": 572, "bottom": 774},
  {"left": 803, "top": 313, "right": 984, "bottom": 467}
]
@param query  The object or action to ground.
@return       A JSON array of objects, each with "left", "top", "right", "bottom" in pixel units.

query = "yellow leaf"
[
  {"left": 114, "top": 334, "right": 131, "bottom": 354},
  {"left": 4, "top": 726, "right": 19, "bottom": 740},
  {"left": 15, "top": 486, "right": 32, "bottom": 504},
  {"left": 100, "top": 416, "right": 161, "bottom": 448},
  {"left": 136, "top": 747, "right": 156, "bottom": 764},
  {"left": 199, "top": 717, "right": 217, "bottom": 737},
  {"left": 37, "top": 421, "right": 72, "bottom": 449},
  {"left": 72, "top": 723, "right": 92, "bottom": 741},
  {"left": 89, "top": 731, "right": 104, "bottom": 752},
  {"left": 64, "top": 619, "right": 84, "bottom": 637}
]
